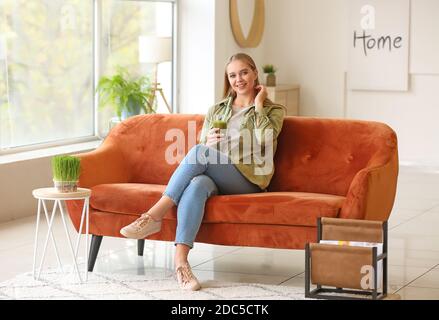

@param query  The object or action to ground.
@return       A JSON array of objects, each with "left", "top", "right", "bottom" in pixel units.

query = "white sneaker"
[{"left": 120, "top": 213, "right": 162, "bottom": 239}]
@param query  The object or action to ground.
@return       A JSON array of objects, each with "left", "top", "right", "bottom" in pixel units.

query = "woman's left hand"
[{"left": 254, "top": 85, "right": 267, "bottom": 112}]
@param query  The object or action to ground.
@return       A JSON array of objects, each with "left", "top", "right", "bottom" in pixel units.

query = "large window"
[
  {"left": 0, "top": 0, "right": 175, "bottom": 151},
  {"left": 0, "top": 0, "right": 94, "bottom": 150}
]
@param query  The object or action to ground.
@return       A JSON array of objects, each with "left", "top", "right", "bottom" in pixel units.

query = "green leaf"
[
  {"left": 262, "top": 64, "right": 276, "bottom": 74},
  {"left": 95, "top": 66, "right": 155, "bottom": 119}
]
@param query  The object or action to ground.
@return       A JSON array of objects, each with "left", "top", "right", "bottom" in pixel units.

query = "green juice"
[
  {"left": 212, "top": 120, "right": 227, "bottom": 150},
  {"left": 212, "top": 120, "right": 227, "bottom": 129}
]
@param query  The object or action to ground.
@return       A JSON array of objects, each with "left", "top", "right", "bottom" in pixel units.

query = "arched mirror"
[{"left": 230, "top": 0, "right": 265, "bottom": 48}]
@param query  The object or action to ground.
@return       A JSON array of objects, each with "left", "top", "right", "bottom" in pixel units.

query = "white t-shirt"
[{"left": 218, "top": 105, "right": 264, "bottom": 165}]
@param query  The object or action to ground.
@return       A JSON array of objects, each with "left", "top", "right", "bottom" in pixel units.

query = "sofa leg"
[
  {"left": 138, "top": 239, "right": 145, "bottom": 256},
  {"left": 88, "top": 235, "right": 103, "bottom": 272}
]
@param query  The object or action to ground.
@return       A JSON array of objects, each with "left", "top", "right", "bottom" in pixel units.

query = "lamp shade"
[{"left": 138, "top": 36, "right": 172, "bottom": 63}]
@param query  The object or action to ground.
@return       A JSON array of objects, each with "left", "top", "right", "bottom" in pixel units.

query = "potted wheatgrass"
[{"left": 51, "top": 155, "right": 81, "bottom": 193}]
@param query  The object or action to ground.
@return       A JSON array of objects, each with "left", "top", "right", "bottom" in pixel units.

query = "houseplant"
[
  {"left": 52, "top": 155, "right": 81, "bottom": 193},
  {"left": 262, "top": 64, "right": 277, "bottom": 87},
  {"left": 96, "top": 67, "right": 155, "bottom": 120}
]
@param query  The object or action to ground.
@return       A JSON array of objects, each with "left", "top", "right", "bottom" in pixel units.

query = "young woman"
[{"left": 120, "top": 53, "right": 286, "bottom": 291}]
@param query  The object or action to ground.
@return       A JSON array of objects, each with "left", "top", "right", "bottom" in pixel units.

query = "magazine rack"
[{"left": 305, "top": 217, "right": 388, "bottom": 300}]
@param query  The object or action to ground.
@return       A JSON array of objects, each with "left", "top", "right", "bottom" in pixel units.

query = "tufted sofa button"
[
  {"left": 346, "top": 155, "right": 354, "bottom": 163},
  {"left": 302, "top": 154, "right": 312, "bottom": 163}
]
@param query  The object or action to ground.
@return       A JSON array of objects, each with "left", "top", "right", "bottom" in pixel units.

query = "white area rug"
[{"left": 0, "top": 268, "right": 308, "bottom": 300}]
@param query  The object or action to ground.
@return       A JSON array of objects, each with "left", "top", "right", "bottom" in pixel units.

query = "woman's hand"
[
  {"left": 254, "top": 85, "right": 267, "bottom": 113},
  {"left": 205, "top": 128, "right": 225, "bottom": 147}
]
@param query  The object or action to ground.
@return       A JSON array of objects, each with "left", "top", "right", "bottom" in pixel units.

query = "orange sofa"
[{"left": 66, "top": 114, "right": 398, "bottom": 271}]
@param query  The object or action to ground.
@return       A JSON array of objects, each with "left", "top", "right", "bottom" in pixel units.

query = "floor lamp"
[{"left": 138, "top": 36, "right": 172, "bottom": 113}]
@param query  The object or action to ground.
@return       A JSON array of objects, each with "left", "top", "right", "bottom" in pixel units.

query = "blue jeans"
[{"left": 163, "top": 144, "right": 262, "bottom": 248}]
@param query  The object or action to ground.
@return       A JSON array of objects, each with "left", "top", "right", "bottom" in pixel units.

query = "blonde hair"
[{"left": 223, "top": 53, "right": 260, "bottom": 99}]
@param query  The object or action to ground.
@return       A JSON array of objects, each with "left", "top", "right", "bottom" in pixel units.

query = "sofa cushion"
[{"left": 90, "top": 183, "right": 345, "bottom": 227}]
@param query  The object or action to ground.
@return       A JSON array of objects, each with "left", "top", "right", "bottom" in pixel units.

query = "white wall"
[
  {"left": 348, "top": 76, "right": 439, "bottom": 166},
  {"left": 179, "top": 0, "right": 349, "bottom": 118},
  {"left": 0, "top": 158, "right": 52, "bottom": 222},
  {"left": 214, "top": 0, "right": 268, "bottom": 102},
  {"left": 265, "top": 0, "right": 348, "bottom": 117},
  {"left": 178, "top": 0, "right": 268, "bottom": 113},
  {"left": 265, "top": 0, "right": 439, "bottom": 166},
  {"left": 178, "top": 0, "right": 216, "bottom": 114}
]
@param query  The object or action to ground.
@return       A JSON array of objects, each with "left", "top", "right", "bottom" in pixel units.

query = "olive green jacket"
[{"left": 199, "top": 96, "right": 286, "bottom": 190}]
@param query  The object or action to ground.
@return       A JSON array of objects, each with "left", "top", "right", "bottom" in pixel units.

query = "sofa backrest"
[
  {"left": 106, "top": 114, "right": 205, "bottom": 186},
  {"left": 268, "top": 117, "right": 398, "bottom": 196},
  {"left": 106, "top": 114, "right": 397, "bottom": 196}
]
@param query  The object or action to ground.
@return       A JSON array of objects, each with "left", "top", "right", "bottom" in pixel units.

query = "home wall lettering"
[{"left": 348, "top": 0, "right": 410, "bottom": 91}]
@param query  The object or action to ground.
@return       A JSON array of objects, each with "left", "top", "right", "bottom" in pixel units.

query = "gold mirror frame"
[{"left": 230, "top": 0, "right": 265, "bottom": 48}]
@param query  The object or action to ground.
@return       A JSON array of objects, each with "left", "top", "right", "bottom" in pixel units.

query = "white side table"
[{"left": 32, "top": 187, "right": 91, "bottom": 283}]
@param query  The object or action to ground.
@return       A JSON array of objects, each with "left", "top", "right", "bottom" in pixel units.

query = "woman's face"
[{"left": 226, "top": 59, "right": 258, "bottom": 97}]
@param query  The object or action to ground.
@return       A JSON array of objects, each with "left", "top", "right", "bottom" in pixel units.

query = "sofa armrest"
[
  {"left": 73, "top": 143, "right": 131, "bottom": 188},
  {"left": 340, "top": 151, "right": 398, "bottom": 221}
]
